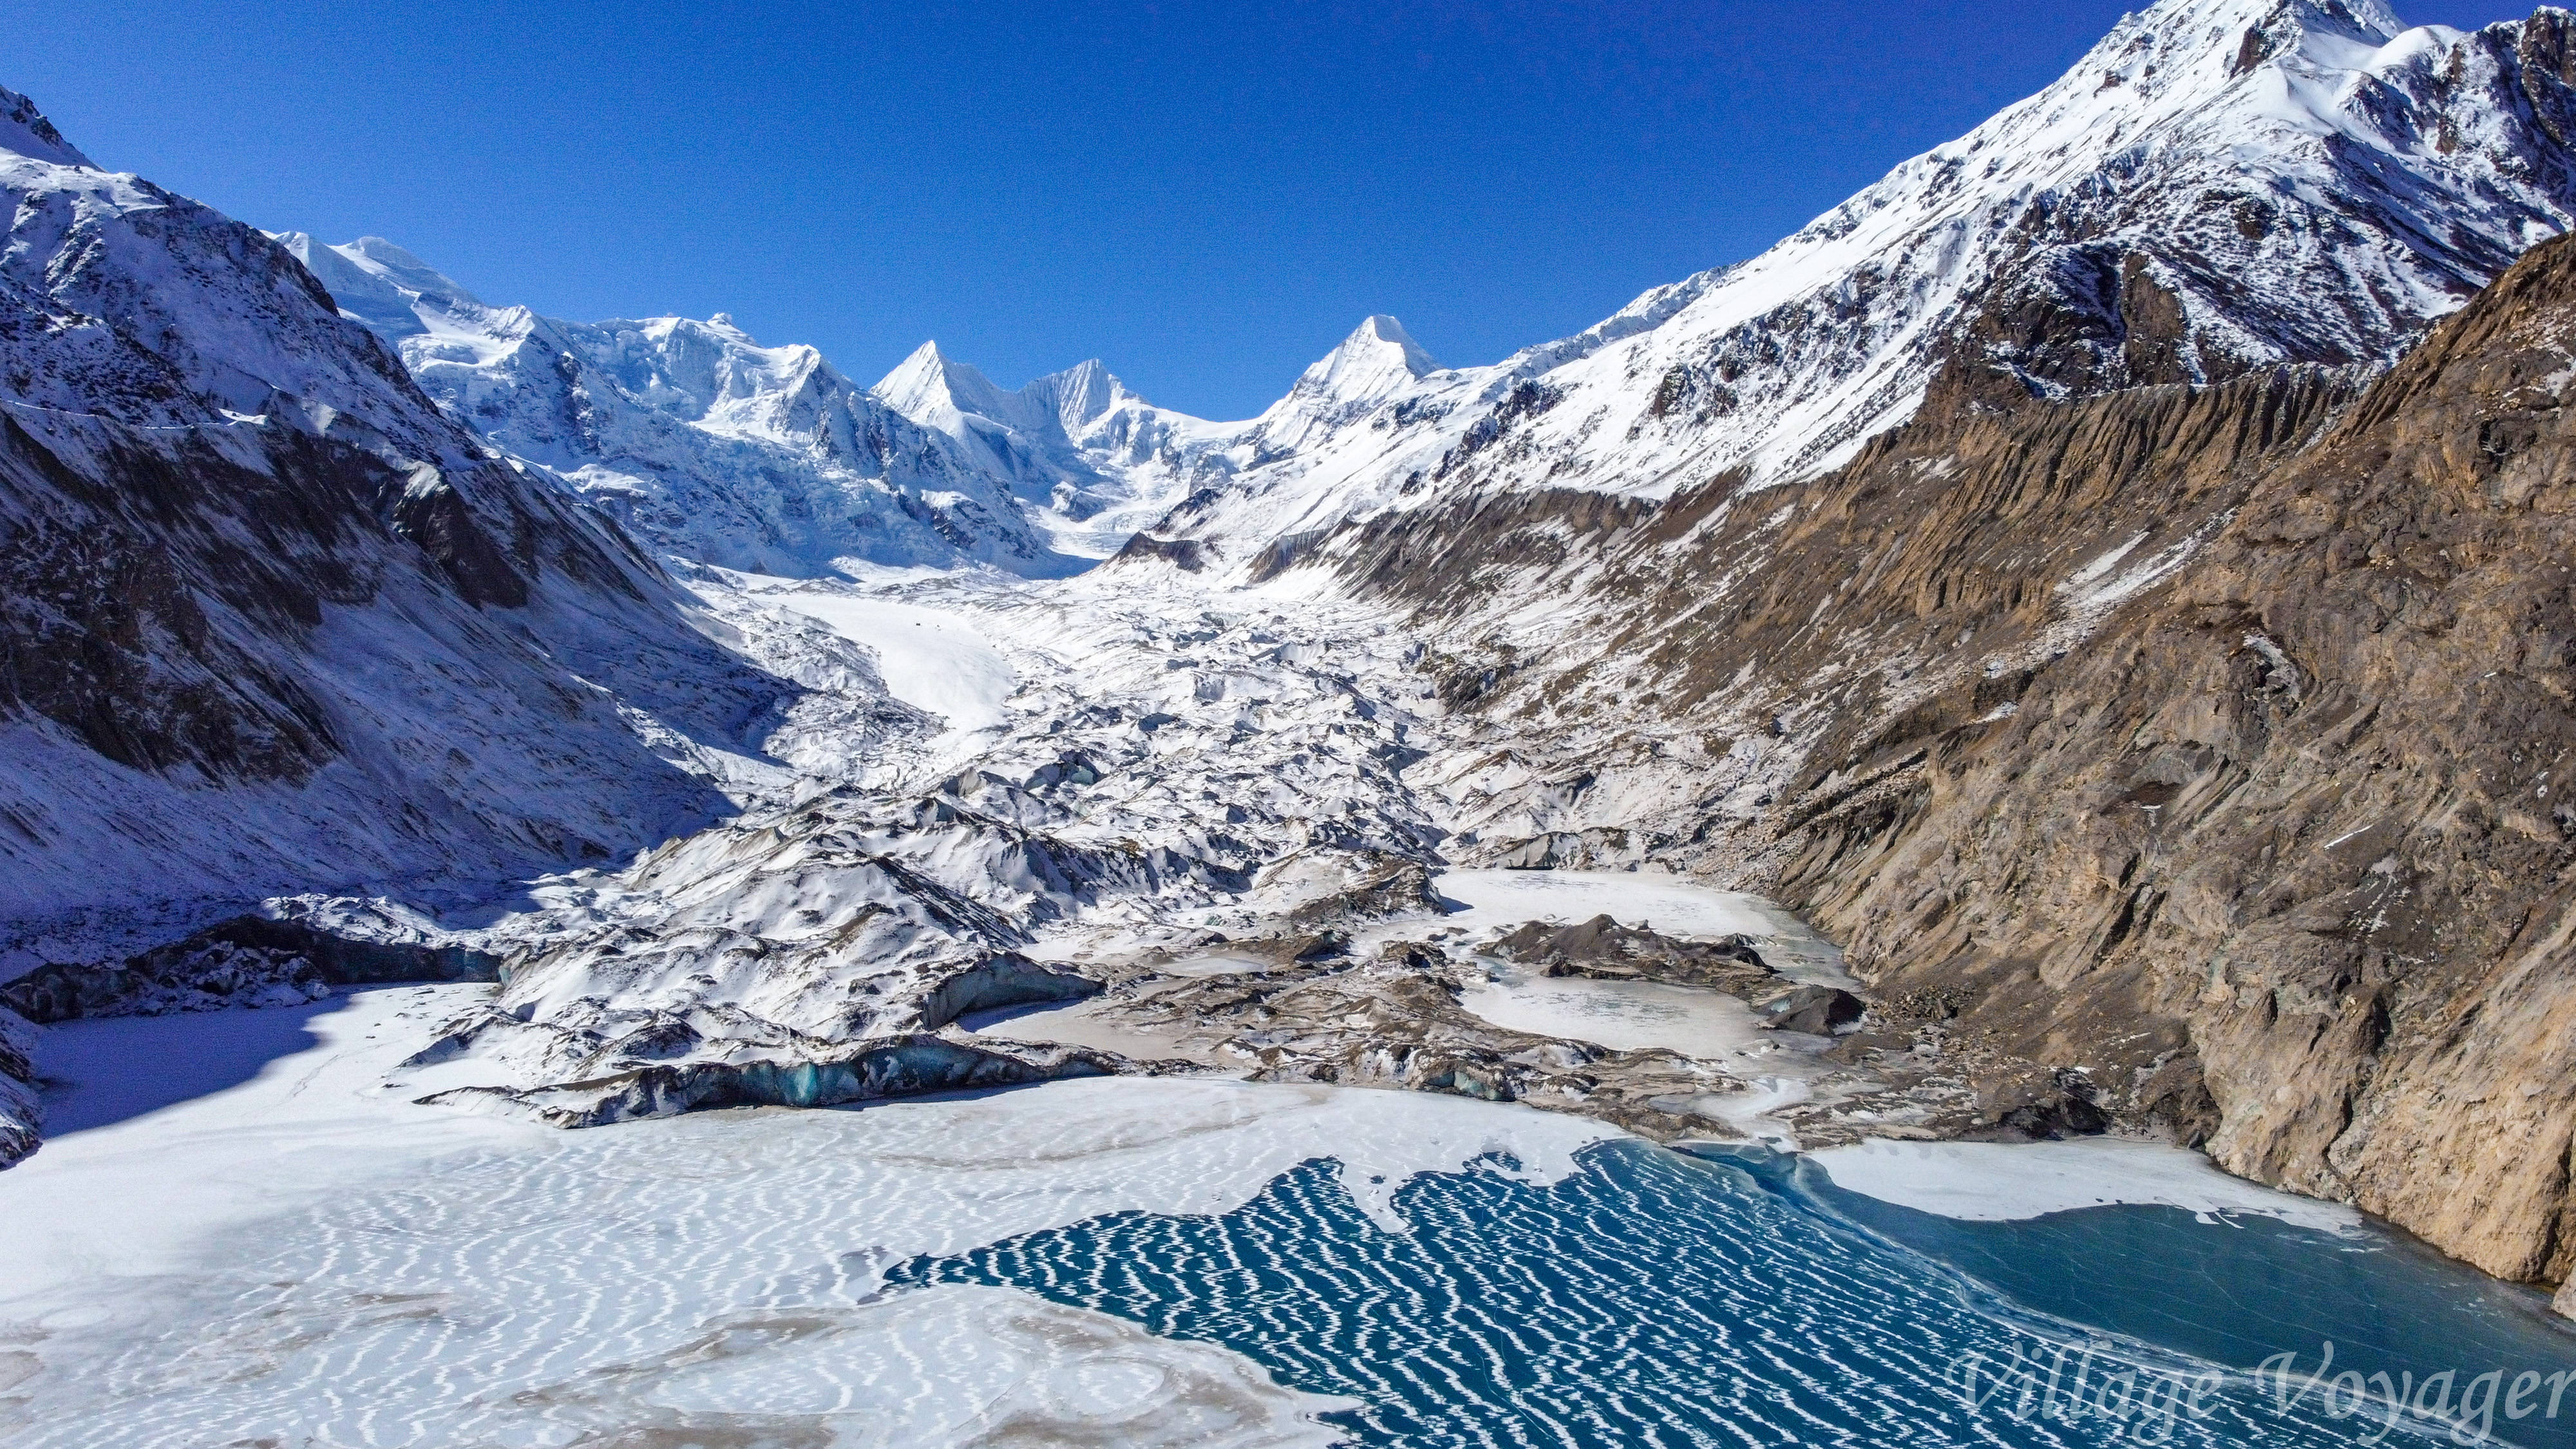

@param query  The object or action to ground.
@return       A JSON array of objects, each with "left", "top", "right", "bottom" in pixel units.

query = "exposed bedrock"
[
  {"left": 1322, "top": 232, "right": 2576, "bottom": 1306},
  {"left": 1784, "top": 233, "right": 2576, "bottom": 1296},
  {"left": 0, "top": 914, "right": 503, "bottom": 1025}
]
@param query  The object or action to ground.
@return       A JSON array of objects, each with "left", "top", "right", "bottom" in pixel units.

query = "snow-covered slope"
[
  {"left": 871, "top": 343, "right": 1245, "bottom": 556},
  {"left": 0, "top": 88, "right": 911, "bottom": 950},
  {"left": 1139, "top": 0, "right": 2576, "bottom": 571},
  {"left": 275, "top": 236, "right": 1084, "bottom": 578}
]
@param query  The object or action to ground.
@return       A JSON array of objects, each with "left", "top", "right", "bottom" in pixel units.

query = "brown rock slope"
[
  {"left": 1795, "top": 231, "right": 2576, "bottom": 1301},
  {"left": 1331, "top": 233, "right": 2576, "bottom": 1302}
]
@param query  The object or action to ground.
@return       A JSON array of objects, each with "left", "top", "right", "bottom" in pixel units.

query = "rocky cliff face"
[
  {"left": 1788, "top": 231, "right": 2576, "bottom": 1303},
  {"left": 1306, "top": 226, "right": 2576, "bottom": 1305}
]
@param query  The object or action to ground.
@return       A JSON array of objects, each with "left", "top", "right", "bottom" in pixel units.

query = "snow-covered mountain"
[
  {"left": 872, "top": 316, "right": 1464, "bottom": 564},
  {"left": 869, "top": 343, "right": 1244, "bottom": 556},
  {"left": 1136, "top": 0, "right": 2576, "bottom": 572},
  {"left": 0, "top": 89, "right": 912, "bottom": 949},
  {"left": 274, "top": 235, "right": 1085, "bottom": 578}
]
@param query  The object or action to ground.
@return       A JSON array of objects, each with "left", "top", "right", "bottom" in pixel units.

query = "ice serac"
[
  {"left": 0, "top": 86, "right": 913, "bottom": 1150},
  {"left": 1141, "top": 0, "right": 2576, "bottom": 572},
  {"left": 277, "top": 238, "right": 1084, "bottom": 578},
  {"left": 871, "top": 341, "right": 1249, "bottom": 558}
]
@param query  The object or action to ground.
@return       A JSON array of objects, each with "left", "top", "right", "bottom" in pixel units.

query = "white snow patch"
[
  {"left": 775, "top": 590, "right": 1016, "bottom": 752},
  {"left": 2059, "top": 529, "right": 2207, "bottom": 611},
  {"left": 1375, "top": 868, "right": 1857, "bottom": 988},
  {"left": 0, "top": 989, "right": 1612, "bottom": 1446},
  {"left": 1455, "top": 973, "right": 1802, "bottom": 1062},
  {"left": 1412, "top": 868, "right": 1784, "bottom": 941},
  {"left": 1807, "top": 1137, "right": 2362, "bottom": 1231}
]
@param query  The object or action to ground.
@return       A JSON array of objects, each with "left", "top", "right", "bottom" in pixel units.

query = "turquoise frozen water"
[
  {"left": 1796, "top": 1148, "right": 2576, "bottom": 1437},
  {"left": 895, "top": 1140, "right": 2576, "bottom": 1448}
]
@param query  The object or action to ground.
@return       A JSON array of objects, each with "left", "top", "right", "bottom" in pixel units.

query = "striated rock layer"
[{"left": 1314, "top": 229, "right": 2576, "bottom": 1306}]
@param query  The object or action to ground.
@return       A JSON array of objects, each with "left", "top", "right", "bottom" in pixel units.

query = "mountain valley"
[{"left": 12, "top": 0, "right": 2576, "bottom": 1405}]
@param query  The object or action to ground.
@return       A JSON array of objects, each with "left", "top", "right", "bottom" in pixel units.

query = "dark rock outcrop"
[
  {"left": 1755, "top": 985, "right": 1866, "bottom": 1036},
  {"left": 1493, "top": 914, "right": 1774, "bottom": 994},
  {"left": 0, "top": 916, "right": 502, "bottom": 1025},
  {"left": 1111, "top": 533, "right": 1210, "bottom": 572}
]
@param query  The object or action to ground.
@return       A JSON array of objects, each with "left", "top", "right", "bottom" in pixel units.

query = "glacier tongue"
[{"left": 354, "top": 560, "right": 1463, "bottom": 1121}]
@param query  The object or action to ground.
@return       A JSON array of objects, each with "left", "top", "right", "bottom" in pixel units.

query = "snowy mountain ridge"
[
  {"left": 1132, "top": 0, "right": 2576, "bottom": 575},
  {"left": 0, "top": 88, "right": 933, "bottom": 959},
  {"left": 869, "top": 341, "right": 1244, "bottom": 556},
  {"left": 277, "top": 235, "right": 1088, "bottom": 578}
]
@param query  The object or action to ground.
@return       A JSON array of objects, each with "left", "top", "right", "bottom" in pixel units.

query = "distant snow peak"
[
  {"left": 292, "top": 237, "right": 1077, "bottom": 578},
  {"left": 1224, "top": 314, "right": 1445, "bottom": 466},
  {"left": 1126, "top": 0, "right": 2576, "bottom": 575},
  {"left": 0, "top": 92, "right": 837, "bottom": 949},
  {"left": 874, "top": 339, "right": 1016, "bottom": 424},
  {"left": 871, "top": 340, "right": 1248, "bottom": 558},
  {"left": 1305, "top": 315, "right": 1439, "bottom": 396},
  {"left": 271, "top": 232, "right": 484, "bottom": 342}
]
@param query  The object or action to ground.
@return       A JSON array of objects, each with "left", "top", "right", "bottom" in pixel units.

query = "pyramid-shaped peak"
[
  {"left": 1028, "top": 357, "right": 1128, "bottom": 427},
  {"left": 873, "top": 339, "right": 1009, "bottom": 418},
  {"left": 1345, "top": 315, "right": 1439, "bottom": 375},
  {"left": 1287, "top": 315, "right": 1440, "bottom": 408}
]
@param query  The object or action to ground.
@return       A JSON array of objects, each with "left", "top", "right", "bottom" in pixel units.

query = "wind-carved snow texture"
[{"left": 1139, "top": 0, "right": 2576, "bottom": 573}]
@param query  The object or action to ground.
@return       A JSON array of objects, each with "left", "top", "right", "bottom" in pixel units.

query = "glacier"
[{"left": 12, "top": 2, "right": 2576, "bottom": 1439}]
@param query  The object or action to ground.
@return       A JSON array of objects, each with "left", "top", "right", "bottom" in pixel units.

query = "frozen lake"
[{"left": 5, "top": 989, "right": 2571, "bottom": 1448}]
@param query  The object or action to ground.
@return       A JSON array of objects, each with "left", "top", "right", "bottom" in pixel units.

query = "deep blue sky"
[{"left": 17, "top": 1, "right": 2529, "bottom": 419}]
